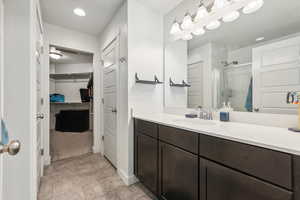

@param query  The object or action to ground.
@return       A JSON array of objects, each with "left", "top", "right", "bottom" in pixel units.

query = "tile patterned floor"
[{"left": 38, "top": 153, "right": 154, "bottom": 200}]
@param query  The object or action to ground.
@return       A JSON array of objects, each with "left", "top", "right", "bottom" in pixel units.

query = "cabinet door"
[
  {"left": 199, "top": 158, "right": 292, "bottom": 200},
  {"left": 135, "top": 133, "right": 158, "bottom": 195},
  {"left": 159, "top": 142, "right": 198, "bottom": 200}
]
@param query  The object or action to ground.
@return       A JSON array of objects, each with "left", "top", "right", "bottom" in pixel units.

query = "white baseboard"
[
  {"left": 117, "top": 169, "right": 139, "bottom": 186},
  {"left": 93, "top": 145, "right": 101, "bottom": 153},
  {"left": 43, "top": 154, "right": 51, "bottom": 166}
]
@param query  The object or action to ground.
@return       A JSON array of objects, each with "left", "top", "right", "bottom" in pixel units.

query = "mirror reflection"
[{"left": 164, "top": 0, "right": 300, "bottom": 114}]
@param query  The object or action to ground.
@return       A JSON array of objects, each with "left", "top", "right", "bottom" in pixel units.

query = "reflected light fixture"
[
  {"left": 170, "top": 21, "right": 182, "bottom": 35},
  {"left": 49, "top": 47, "right": 63, "bottom": 60},
  {"left": 243, "top": 0, "right": 264, "bottom": 14},
  {"left": 194, "top": 4, "right": 209, "bottom": 22},
  {"left": 212, "top": 0, "right": 229, "bottom": 11},
  {"left": 182, "top": 33, "right": 193, "bottom": 41},
  {"left": 73, "top": 8, "right": 86, "bottom": 17},
  {"left": 181, "top": 13, "right": 194, "bottom": 30},
  {"left": 223, "top": 11, "right": 240, "bottom": 22},
  {"left": 192, "top": 27, "right": 205, "bottom": 36},
  {"left": 206, "top": 20, "right": 221, "bottom": 30}
]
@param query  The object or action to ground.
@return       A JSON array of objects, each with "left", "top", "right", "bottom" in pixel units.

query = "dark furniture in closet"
[{"left": 55, "top": 110, "right": 89, "bottom": 132}]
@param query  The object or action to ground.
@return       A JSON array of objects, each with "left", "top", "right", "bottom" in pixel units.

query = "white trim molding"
[{"left": 117, "top": 169, "right": 138, "bottom": 186}]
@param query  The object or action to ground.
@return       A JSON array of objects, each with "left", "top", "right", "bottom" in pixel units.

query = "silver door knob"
[
  {"left": 0, "top": 140, "right": 21, "bottom": 155},
  {"left": 253, "top": 108, "right": 260, "bottom": 112},
  {"left": 111, "top": 109, "right": 117, "bottom": 113},
  {"left": 37, "top": 113, "right": 44, "bottom": 119}
]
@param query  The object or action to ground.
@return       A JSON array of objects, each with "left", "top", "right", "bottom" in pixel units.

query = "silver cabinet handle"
[
  {"left": 37, "top": 113, "right": 44, "bottom": 119},
  {"left": 0, "top": 140, "right": 21, "bottom": 155}
]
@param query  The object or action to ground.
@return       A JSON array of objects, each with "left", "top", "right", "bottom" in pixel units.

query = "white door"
[
  {"left": 35, "top": 7, "right": 44, "bottom": 189},
  {"left": 103, "top": 38, "right": 118, "bottom": 167},
  {"left": 0, "top": 0, "right": 21, "bottom": 198},
  {"left": 0, "top": 0, "right": 4, "bottom": 197},
  {"left": 253, "top": 36, "right": 300, "bottom": 114}
]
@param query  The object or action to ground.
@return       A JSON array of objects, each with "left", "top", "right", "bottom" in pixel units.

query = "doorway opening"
[{"left": 49, "top": 45, "right": 94, "bottom": 161}]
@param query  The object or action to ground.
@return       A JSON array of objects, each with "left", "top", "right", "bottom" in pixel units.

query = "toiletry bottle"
[{"left": 220, "top": 102, "right": 230, "bottom": 122}]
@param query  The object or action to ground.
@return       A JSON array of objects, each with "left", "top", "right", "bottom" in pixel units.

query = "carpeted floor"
[
  {"left": 38, "top": 153, "right": 154, "bottom": 200},
  {"left": 50, "top": 130, "right": 93, "bottom": 161}
]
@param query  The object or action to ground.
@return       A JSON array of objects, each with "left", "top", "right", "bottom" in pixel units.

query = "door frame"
[
  {"left": 101, "top": 35, "right": 121, "bottom": 168},
  {"left": 36, "top": 1, "right": 45, "bottom": 180}
]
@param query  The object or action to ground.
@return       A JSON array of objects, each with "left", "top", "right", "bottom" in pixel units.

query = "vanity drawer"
[
  {"left": 199, "top": 134, "right": 292, "bottom": 190},
  {"left": 159, "top": 125, "right": 198, "bottom": 154},
  {"left": 135, "top": 119, "right": 158, "bottom": 138}
]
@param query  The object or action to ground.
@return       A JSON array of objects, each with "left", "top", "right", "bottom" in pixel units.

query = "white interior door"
[
  {"left": 0, "top": 1, "right": 22, "bottom": 198},
  {"left": 0, "top": 0, "right": 4, "bottom": 198},
  {"left": 188, "top": 61, "right": 204, "bottom": 108},
  {"left": 103, "top": 39, "right": 118, "bottom": 167},
  {"left": 253, "top": 36, "right": 300, "bottom": 114},
  {"left": 36, "top": 7, "right": 44, "bottom": 189}
]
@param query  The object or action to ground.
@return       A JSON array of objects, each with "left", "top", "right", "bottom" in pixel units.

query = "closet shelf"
[
  {"left": 135, "top": 73, "right": 163, "bottom": 85},
  {"left": 50, "top": 102, "right": 90, "bottom": 105},
  {"left": 169, "top": 78, "right": 191, "bottom": 87},
  {"left": 50, "top": 72, "right": 92, "bottom": 80}
]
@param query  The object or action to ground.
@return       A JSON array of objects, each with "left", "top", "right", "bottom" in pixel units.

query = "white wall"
[
  {"left": 98, "top": 1, "right": 130, "bottom": 183},
  {"left": 164, "top": 40, "right": 188, "bottom": 107},
  {"left": 44, "top": 23, "right": 101, "bottom": 165},
  {"left": 96, "top": 0, "right": 165, "bottom": 185},
  {"left": 54, "top": 63, "right": 93, "bottom": 74},
  {"left": 99, "top": 0, "right": 164, "bottom": 185},
  {"left": 228, "top": 46, "right": 252, "bottom": 64}
]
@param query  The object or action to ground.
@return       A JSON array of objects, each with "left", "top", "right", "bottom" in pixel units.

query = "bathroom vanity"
[{"left": 134, "top": 113, "right": 300, "bottom": 200}]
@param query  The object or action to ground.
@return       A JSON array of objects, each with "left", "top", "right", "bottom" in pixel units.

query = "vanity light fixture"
[
  {"left": 170, "top": 20, "right": 182, "bottom": 35},
  {"left": 192, "top": 27, "right": 206, "bottom": 36},
  {"left": 170, "top": 0, "right": 265, "bottom": 41},
  {"left": 181, "top": 13, "right": 194, "bottom": 31},
  {"left": 49, "top": 47, "right": 63, "bottom": 60},
  {"left": 73, "top": 8, "right": 86, "bottom": 17},
  {"left": 206, "top": 20, "right": 221, "bottom": 30},
  {"left": 194, "top": 4, "right": 209, "bottom": 22},
  {"left": 181, "top": 33, "right": 193, "bottom": 41},
  {"left": 243, "top": 0, "right": 264, "bottom": 14},
  {"left": 222, "top": 10, "right": 240, "bottom": 22}
]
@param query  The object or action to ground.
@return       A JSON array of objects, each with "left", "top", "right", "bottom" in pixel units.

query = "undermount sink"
[{"left": 172, "top": 118, "right": 216, "bottom": 126}]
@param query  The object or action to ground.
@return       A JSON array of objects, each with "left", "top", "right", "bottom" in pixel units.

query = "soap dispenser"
[{"left": 220, "top": 102, "right": 230, "bottom": 122}]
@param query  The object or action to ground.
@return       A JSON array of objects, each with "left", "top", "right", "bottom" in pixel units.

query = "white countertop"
[{"left": 134, "top": 112, "right": 300, "bottom": 156}]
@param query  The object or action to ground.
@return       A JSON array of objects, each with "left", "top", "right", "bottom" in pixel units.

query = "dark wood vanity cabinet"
[
  {"left": 159, "top": 142, "right": 198, "bottom": 200},
  {"left": 200, "top": 158, "right": 292, "bottom": 200},
  {"left": 134, "top": 118, "right": 300, "bottom": 200},
  {"left": 134, "top": 120, "right": 158, "bottom": 195}
]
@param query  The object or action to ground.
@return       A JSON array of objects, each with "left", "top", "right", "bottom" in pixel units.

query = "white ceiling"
[
  {"left": 188, "top": 0, "right": 300, "bottom": 50},
  {"left": 40, "top": 0, "right": 124, "bottom": 35},
  {"left": 138, "top": 0, "right": 185, "bottom": 14},
  {"left": 50, "top": 47, "right": 93, "bottom": 64},
  {"left": 41, "top": 0, "right": 185, "bottom": 36}
]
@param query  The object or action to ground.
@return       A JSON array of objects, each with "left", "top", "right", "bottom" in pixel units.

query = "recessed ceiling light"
[
  {"left": 256, "top": 37, "right": 265, "bottom": 42},
  {"left": 73, "top": 8, "right": 86, "bottom": 17}
]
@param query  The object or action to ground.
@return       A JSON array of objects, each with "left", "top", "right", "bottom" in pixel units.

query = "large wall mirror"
[{"left": 164, "top": 0, "right": 300, "bottom": 115}]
